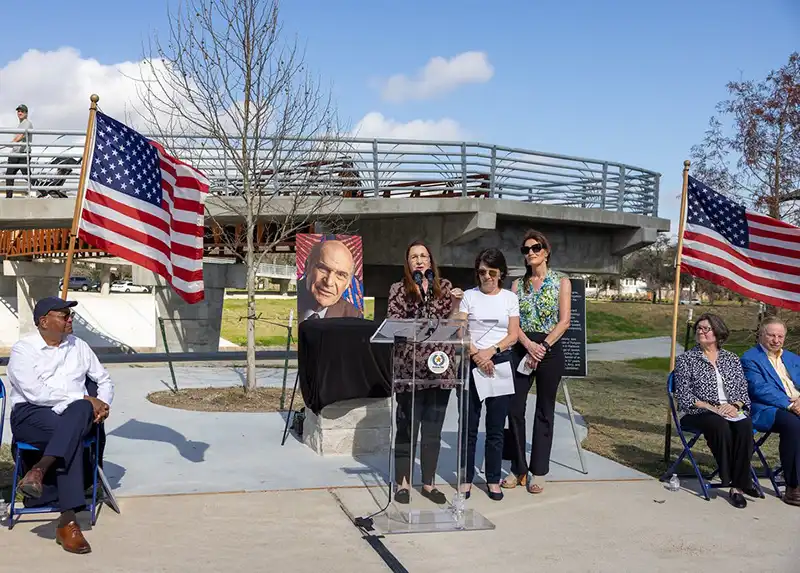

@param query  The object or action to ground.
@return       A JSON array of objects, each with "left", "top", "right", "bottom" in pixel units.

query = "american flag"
[
  {"left": 682, "top": 175, "right": 800, "bottom": 311},
  {"left": 77, "top": 112, "right": 209, "bottom": 303}
]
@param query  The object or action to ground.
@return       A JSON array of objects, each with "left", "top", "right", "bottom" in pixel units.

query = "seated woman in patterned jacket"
[{"left": 674, "top": 312, "right": 758, "bottom": 509}]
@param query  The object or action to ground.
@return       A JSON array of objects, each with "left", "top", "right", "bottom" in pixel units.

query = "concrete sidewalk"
[
  {"left": 0, "top": 481, "right": 796, "bottom": 572},
  {"left": 587, "top": 336, "right": 682, "bottom": 361},
  {"left": 4, "top": 365, "right": 646, "bottom": 498}
]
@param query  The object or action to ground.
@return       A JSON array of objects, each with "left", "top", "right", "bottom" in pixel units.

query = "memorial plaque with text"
[{"left": 562, "top": 278, "right": 587, "bottom": 377}]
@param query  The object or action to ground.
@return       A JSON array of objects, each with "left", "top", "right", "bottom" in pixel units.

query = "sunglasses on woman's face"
[
  {"left": 478, "top": 268, "right": 499, "bottom": 278},
  {"left": 520, "top": 243, "right": 544, "bottom": 255}
]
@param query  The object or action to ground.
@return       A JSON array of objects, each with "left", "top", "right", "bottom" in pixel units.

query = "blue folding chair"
[
  {"left": 0, "top": 378, "right": 6, "bottom": 449},
  {"left": 753, "top": 431, "right": 785, "bottom": 498},
  {"left": 662, "top": 372, "right": 764, "bottom": 500},
  {"left": 3, "top": 376, "right": 101, "bottom": 530}
]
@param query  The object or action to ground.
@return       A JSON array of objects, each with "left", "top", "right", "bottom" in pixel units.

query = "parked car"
[
  {"left": 58, "top": 276, "right": 100, "bottom": 292},
  {"left": 110, "top": 281, "right": 150, "bottom": 293}
]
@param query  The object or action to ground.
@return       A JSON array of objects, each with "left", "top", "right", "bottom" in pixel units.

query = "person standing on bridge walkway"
[
  {"left": 4, "top": 104, "right": 33, "bottom": 198},
  {"left": 504, "top": 230, "right": 571, "bottom": 495},
  {"left": 6, "top": 296, "right": 114, "bottom": 554}
]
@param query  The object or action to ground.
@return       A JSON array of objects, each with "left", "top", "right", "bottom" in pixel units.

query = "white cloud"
[
  {"left": 353, "top": 112, "right": 468, "bottom": 141},
  {"left": 380, "top": 51, "right": 494, "bottom": 103},
  {"left": 0, "top": 48, "right": 471, "bottom": 157},
  {"left": 0, "top": 47, "right": 152, "bottom": 132}
]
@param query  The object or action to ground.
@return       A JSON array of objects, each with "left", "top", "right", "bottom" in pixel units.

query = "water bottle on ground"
[
  {"left": 0, "top": 498, "right": 8, "bottom": 522},
  {"left": 668, "top": 473, "right": 681, "bottom": 492}
]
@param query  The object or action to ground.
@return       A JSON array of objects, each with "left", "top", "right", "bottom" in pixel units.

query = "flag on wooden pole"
[
  {"left": 682, "top": 176, "right": 800, "bottom": 311},
  {"left": 76, "top": 112, "right": 210, "bottom": 303}
]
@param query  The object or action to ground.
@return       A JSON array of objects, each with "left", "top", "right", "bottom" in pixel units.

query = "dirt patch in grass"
[
  {"left": 147, "top": 386, "right": 305, "bottom": 413},
  {"left": 560, "top": 361, "right": 780, "bottom": 478}
]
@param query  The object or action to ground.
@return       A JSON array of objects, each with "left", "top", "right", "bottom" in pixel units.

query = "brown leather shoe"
[
  {"left": 56, "top": 521, "right": 92, "bottom": 554},
  {"left": 17, "top": 467, "right": 44, "bottom": 498},
  {"left": 784, "top": 486, "right": 800, "bottom": 506}
]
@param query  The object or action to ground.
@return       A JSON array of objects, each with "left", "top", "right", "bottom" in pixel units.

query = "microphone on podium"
[{"left": 412, "top": 270, "right": 426, "bottom": 298}]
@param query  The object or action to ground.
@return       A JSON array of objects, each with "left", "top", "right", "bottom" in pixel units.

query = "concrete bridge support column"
[
  {"left": 100, "top": 266, "right": 111, "bottom": 296},
  {"left": 275, "top": 278, "right": 290, "bottom": 296},
  {"left": 133, "top": 263, "right": 246, "bottom": 352},
  {"left": 3, "top": 260, "right": 65, "bottom": 336}
]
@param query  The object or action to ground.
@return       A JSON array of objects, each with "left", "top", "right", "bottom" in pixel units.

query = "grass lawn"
[
  {"left": 585, "top": 301, "right": 767, "bottom": 344},
  {"left": 1, "top": 444, "right": 12, "bottom": 502},
  {"left": 221, "top": 297, "right": 375, "bottom": 347},
  {"left": 564, "top": 360, "right": 780, "bottom": 479}
]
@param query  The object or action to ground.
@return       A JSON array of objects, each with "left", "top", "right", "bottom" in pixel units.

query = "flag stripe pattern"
[
  {"left": 77, "top": 112, "right": 209, "bottom": 303},
  {"left": 682, "top": 175, "right": 800, "bottom": 311}
]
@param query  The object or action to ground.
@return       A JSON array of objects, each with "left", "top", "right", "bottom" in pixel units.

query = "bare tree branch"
[
  {"left": 690, "top": 52, "right": 800, "bottom": 224},
  {"left": 134, "top": 0, "right": 349, "bottom": 392}
]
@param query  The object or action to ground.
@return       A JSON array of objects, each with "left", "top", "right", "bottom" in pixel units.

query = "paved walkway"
[
  {"left": 3, "top": 365, "right": 644, "bottom": 498},
  {"left": 0, "top": 481, "right": 796, "bottom": 572},
  {"left": 588, "top": 336, "right": 682, "bottom": 361},
  {"left": 0, "top": 333, "right": 678, "bottom": 499}
]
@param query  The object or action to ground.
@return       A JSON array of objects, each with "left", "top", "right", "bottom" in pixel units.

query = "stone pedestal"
[
  {"left": 133, "top": 263, "right": 245, "bottom": 352},
  {"left": 3, "top": 260, "right": 65, "bottom": 336},
  {"left": 303, "top": 397, "right": 391, "bottom": 456}
]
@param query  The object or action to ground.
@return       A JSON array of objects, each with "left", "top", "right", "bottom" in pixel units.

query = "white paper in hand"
[
  {"left": 517, "top": 359, "right": 534, "bottom": 375},
  {"left": 472, "top": 361, "right": 515, "bottom": 402}
]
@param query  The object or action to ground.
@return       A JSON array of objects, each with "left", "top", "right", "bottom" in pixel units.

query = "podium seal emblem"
[{"left": 427, "top": 350, "right": 449, "bottom": 374}]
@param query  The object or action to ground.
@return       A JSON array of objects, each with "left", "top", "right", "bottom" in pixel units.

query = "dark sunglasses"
[
  {"left": 50, "top": 310, "right": 73, "bottom": 320},
  {"left": 520, "top": 243, "right": 544, "bottom": 255},
  {"left": 478, "top": 268, "right": 500, "bottom": 278}
]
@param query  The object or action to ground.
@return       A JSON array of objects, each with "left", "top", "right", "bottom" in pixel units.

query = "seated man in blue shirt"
[
  {"left": 741, "top": 316, "right": 800, "bottom": 507},
  {"left": 7, "top": 296, "right": 114, "bottom": 554}
]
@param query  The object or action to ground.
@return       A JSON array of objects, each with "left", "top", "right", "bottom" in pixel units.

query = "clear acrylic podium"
[{"left": 369, "top": 317, "right": 496, "bottom": 534}]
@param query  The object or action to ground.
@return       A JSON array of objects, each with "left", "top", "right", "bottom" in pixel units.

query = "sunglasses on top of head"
[{"left": 520, "top": 243, "right": 544, "bottom": 255}]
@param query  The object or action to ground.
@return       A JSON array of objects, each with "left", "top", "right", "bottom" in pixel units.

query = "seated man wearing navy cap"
[{"left": 7, "top": 296, "right": 114, "bottom": 554}]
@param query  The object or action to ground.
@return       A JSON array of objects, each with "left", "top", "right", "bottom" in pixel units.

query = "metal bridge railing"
[
  {"left": 0, "top": 128, "right": 661, "bottom": 216},
  {"left": 256, "top": 263, "right": 295, "bottom": 279}
]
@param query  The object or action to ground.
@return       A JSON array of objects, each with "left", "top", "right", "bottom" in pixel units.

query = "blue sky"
[{"left": 1, "top": 0, "right": 798, "bottom": 231}]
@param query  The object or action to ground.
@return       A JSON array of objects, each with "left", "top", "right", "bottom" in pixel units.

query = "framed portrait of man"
[{"left": 296, "top": 234, "right": 364, "bottom": 323}]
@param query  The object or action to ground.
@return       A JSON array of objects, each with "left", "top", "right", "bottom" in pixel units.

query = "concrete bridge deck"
[{"left": 0, "top": 197, "right": 669, "bottom": 273}]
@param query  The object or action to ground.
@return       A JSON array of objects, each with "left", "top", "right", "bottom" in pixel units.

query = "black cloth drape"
[{"left": 298, "top": 317, "right": 391, "bottom": 415}]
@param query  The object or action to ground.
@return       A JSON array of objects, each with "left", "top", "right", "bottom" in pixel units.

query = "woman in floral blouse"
[
  {"left": 674, "top": 313, "right": 757, "bottom": 509},
  {"left": 503, "top": 230, "right": 572, "bottom": 494},
  {"left": 387, "top": 241, "right": 463, "bottom": 505}
]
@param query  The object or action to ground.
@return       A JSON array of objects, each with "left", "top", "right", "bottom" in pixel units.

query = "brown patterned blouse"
[{"left": 387, "top": 278, "right": 458, "bottom": 391}]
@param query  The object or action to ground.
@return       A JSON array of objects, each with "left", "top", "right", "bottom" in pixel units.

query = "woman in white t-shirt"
[{"left": 454, "top": 248, "right": 520, "bottom": 501}]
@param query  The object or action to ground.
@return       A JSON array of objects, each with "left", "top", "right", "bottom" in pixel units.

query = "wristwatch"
[
  {"left": 494, "top": 345, "right": 501, "bottom": 354},
  {"left": 541, "top": 341, "right": 551, "bottom": 352}
]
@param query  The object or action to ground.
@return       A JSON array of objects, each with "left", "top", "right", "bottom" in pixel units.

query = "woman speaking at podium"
[{"left": 387, "top": 240, "right": 463, "bottom": 505}]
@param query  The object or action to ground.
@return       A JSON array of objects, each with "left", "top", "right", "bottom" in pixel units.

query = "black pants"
[
  {"left": 507, "top": 333, "right": 564, "bottom": 477},
  {"left": 770, "top": 409, "right": 800, "bottom": 488},
  {"left": 394, "top": 387, "right": 451, "bottom": 486},
  {"left": 461, "top": 350, "right": 513, "bottom": 485},
  {"left": 5, "top": 154, "right": 27, "bottom": 198},
  {"left": 10, "top": 400, "right": 96, "bottom": 511},
  {"left": 681, "top": 411, "right": 754, "bottom": 489}
]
